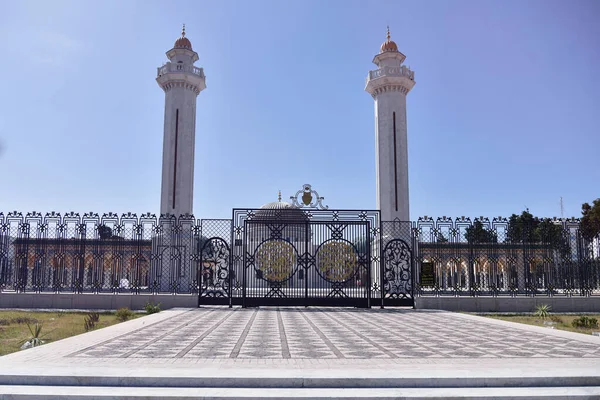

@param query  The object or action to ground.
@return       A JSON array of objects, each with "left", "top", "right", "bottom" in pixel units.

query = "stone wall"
[
  {"left": 0, "top": 293, "right": 197, "bottom": 311},
  {"left": 1, "top": 293, "right": 599, "bottom": 313},
  {"left": 416, "top": 296, "right": 600, "bottom": 313}
]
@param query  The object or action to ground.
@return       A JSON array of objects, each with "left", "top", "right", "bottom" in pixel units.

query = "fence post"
[
  {"left": 469, "top": 242, "right": 475, "bottom": 297},
  {"left": 305, "top": 221, "right": 309, "bottom": 307},
  {"left": 380, "top": 221, "right": 385, "bottom": 309},
  {"left": 412, "top": 222, "right": 417, "bottom": 309}
]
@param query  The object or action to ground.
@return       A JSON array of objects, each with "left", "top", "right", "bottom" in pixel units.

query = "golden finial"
[
  {"left": 386, "top": 26, "right": 391, "bottom": 41},
  {"left": 182, "top": 24, "right": 186, "bottom": 37},
  {"left": 278, "top": 190, "right": 282, "bottom": 202}
]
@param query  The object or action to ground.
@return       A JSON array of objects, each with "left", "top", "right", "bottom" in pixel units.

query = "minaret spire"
[
  {"left": 365, "top": 30, "right": 415, "bottom": 221},
  {"left": 278, "top": 190, "right": 282, "bottom": 202},
  {"left": 156, "top": 27, "right": 206, "bottom": 217}
]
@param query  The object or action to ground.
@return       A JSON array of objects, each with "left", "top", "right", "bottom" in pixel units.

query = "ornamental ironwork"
[
  {"left": 199, "top": 237, "right": 230, "bottom": 298},
  {"left": 234, "top": 209, "right": 380, "bottom": 307},
  {"left": 1, "top": 211, "right": 598, "bottom": 307},
  {"left": 383, "top": 239, "right": 412, "bottom": 298},
  {"left": 255, "top": 240, "right": 297, "bottom": 283},
  {"left": 289, "top": 184, "right": 329, "bottom": 210},
  {"left": 316, "top": 240, "right": 358, "bottom": 282}
]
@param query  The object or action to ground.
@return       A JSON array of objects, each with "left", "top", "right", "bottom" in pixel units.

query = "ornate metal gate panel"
[
  {"left": 233, "top": 209, "right": 380, "bottom": 307},
  {"left": 197, "top": 219, "right": 232, "bottom": 306},
  {"left": 379, "top": 220, "right": 414, "bottom": 307}
]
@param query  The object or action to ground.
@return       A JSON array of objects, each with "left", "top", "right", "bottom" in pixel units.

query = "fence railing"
[
  {"left": 0, "top": 212, "right": 230, "bottom": 294},
  {"left": 1, "top": 212, "right": 598, "bottom": 297},
  {"left": 413, "top": 216, "right": 600, "bottom": 297}
]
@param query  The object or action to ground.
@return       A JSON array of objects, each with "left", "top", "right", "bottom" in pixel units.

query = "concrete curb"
[
  {"left": 2, "top": 385, "right": 600, "bottom": 399},
  {"left": 1, "top": 372, "right": 600, "bottom": 389}
]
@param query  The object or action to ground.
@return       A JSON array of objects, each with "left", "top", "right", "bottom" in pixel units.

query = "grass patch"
[
  {"left": 0, "top": 310, "right": 141, "bottom": 356},
  {"left": 482, "top": 313, "right": 600, "bottom": 335}
]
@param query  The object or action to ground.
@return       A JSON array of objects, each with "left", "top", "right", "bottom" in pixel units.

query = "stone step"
[
  {"left": 1, "top": 385, "right": 600, "bottom": 399},
  {"left": 2, "top": 370, "right": 600, "bottom": 389}
]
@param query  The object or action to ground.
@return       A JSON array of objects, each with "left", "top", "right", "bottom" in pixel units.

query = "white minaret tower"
[
  {"left": 365, "top": 28, "right": 415, "bottom": 222},
  {"left": 156, "top": 25, "right": 206, "bottom": 217}
]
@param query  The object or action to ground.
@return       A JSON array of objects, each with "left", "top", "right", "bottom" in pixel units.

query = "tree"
[
  {"left": 580, "top": 198, "right": 600, "bottom": 241},
  {"left": 98, "top": 225, "right": 113, "bottom": 239},
  {"left": 538, "top": 218, "right": 570, "bottom": 255},
  {"left": 506, "top": 210, "right": 539, "bottom": 243},
  {"left": 464, "top": 221, "right": 497, "bottom": 244},
  {"left": 505, "top": 210, "right": 569, "bottom": 255},
  {"left": 436, "top": 232, "right": 448, "bottom": 243}
]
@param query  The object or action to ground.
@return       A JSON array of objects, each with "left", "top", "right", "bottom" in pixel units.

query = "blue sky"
[{"left": 0, "top": 0, "right": 598, "bottom": 221}]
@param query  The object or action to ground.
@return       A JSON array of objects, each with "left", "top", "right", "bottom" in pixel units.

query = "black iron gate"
[
  {"left": 197, "top": 210, "right": 415, "bottom": 308},
  {"left": 242, "top": 219, "right": 372, "bottom": 307}
]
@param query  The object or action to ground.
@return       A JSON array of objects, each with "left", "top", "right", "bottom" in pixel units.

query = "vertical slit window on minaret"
[
  {"left": 393, "top": 111, "right": 398, "bottom": 212},
  {"left": 173, "top": 108, "right": 179, "bottom": 210}
]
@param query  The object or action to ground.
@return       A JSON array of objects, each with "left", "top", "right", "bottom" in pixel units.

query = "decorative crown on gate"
[{"left": 289, "top": 184, "right": 329, "bottom": 210}]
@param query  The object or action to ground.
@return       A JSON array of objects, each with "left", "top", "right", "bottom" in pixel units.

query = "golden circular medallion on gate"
[
  {"left": 316, "top": 240, "right": 358, "bottom": 282},
  {"left": 255, "top": 240, "right": 297, "bottom": 282}
]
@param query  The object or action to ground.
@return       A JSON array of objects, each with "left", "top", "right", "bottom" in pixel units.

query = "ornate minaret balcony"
[
  {"left": 365, "top": 28, "right": 415, "bottom": 98},
  {"left": 365, "top": 65, "right": 415, "bottom": 97},
  {"left": 368, "top": 65, "right": 414, "bottom": 81},
  {"left": 157, "top": 63, "right": 205, "bottom": 79},
  {"left": 156, "top": 25, "right": 206, "bottom": 95},
  {"left": 156, "top": 62, "right": 206, "bottom": 94}
]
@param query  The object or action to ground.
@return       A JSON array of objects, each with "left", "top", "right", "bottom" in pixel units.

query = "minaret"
[
  {"left": 156, "top": 25, "right": 206, "bottom": 217},
  {"left": 365, "top": 27, "right": 415, "bottom": 222}
]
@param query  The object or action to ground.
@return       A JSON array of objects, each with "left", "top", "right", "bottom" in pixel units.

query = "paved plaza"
[
  {"left": 2, "top": 307, "right": 600, "bottom": 398},
  {"left": 67, "top": 307, "right": 600, "bottom": 360}
]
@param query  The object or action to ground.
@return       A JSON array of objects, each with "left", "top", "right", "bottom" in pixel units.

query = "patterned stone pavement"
[{"left": 70, "top": 307, "right": 600, "bottom": 360}]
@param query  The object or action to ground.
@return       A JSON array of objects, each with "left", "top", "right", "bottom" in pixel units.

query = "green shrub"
[
  {"left": 144, "top": 302, "right": 161, "bottom": 314},
  {"left": 0, "top": 319, "right": 9, "bottom": 326},
  {"left": 572, "top": 316, "right": 598, "bottom": 329},
  {"left": 84, "top": 312, "right": 100, "bottom": 332},
  {"left": 534, "top": 304, "right": 551, "bottom": 320},
  {"left": 115, "top": 307, "right": 134, "bottom": 322}
]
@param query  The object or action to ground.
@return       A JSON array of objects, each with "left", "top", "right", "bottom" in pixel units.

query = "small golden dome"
[
  {"left": 174, "top": 24, "right": 193, "bottom": 50},
  {"left": 380, "top": 26, "right": 398, "bottom": 53}
]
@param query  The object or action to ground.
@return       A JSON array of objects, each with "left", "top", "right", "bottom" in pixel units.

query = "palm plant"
[
  {"left": 20, "top": 323, "right": 48, "bottom": 349},
  {"left": 84, "top": 312, "right": 100, "bottom": 332},
  {"left": 534, "top": 304, "right": 551, "bottom": 320}
]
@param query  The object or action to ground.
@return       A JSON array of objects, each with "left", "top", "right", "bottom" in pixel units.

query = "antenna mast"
[{"left": 560, "top": 197, "right": 564, "bottom": 219}]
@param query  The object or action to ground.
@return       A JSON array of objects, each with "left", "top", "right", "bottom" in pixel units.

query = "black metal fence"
[
  {"left": 1, "top": 212, "right": 598, "bottom": 305},
  {"left": 0, "top": 212, "right": 203, "bottom": 294},
  {"left": 414, "top": 216, "right": 600, "bottom": 297}
]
